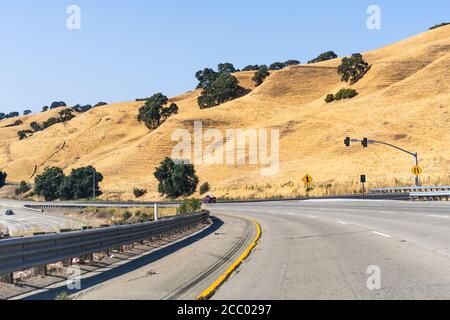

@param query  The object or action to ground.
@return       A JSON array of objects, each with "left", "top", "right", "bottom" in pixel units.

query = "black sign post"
[{"left": 361, "top": 175, "right": 366, "bottom": 199}]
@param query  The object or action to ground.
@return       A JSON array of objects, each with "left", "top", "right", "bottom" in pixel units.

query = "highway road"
[
  {"left": 5, "top": 199, "right": 450, "bottom": 300},
  {"left": 14, "top": 213, "right": 256, "bottom": 300},
  {"left": 209, "top": 200, "right": 450, "bottom": 299},
  {"left": 0, "top": 201, "right": 83, "bottom": 236}
]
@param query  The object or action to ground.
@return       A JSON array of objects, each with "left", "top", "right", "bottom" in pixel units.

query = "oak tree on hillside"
[
  {"left": 34, "top": 167, "right": 66, "bottom": 201},
  {"left": 252, "top": 65, "right": 270, "bottom": 86},
  {"left": 285, "top": 59, "right": 300, "bottom": 66},
  {"left": 242, "top": 65, "right": 261, "bottom": 71},
  {"left": 429, "top": 22, "right": 449, "bottom": 30},
  {"left": 308, "top": 51, "right": 338, "bottom": 64},
  {"left": 0, "top": 171, "right": 7, "bottom": 188},
  {"left": 59, "top": 166, "right": 103, "bottom": 200},
  {"left": 337, "top": 53, "right": 371, "bottom": 84},
  {"left": 138, "top": 93, "right": 178, "bottom": 130},
  {"left": 195, "top": 68, "right": 219, "bottom": 89},
  {"left": 197, "top": 72, "right": 246, "bottom": 109},
  {"left": 154, "top": 157, "right": 199, "bottom": 198},
  {"left": 50, "top": 101, "right": 67, "bottom": 109},
  {"left": 218, "top": 63, "right": 237, "bottom": 74},
  {"left": 94, "top": 102, "right": 108, "bottom": 108},
  {"left": 269, "top": 62, "right": 287, "bottom": 70}
]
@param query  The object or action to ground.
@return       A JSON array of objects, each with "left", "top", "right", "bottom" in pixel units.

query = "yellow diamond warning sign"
[{"left": 303, "top": 174, "right": 314, "bottom": 185}]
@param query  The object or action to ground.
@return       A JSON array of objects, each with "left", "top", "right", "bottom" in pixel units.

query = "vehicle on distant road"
[
  {"left": 5, "top": 210, "right": 14, "bottom": 216},
  {"left": 203, "top": 195, "right": 217, "bottom": 204}
]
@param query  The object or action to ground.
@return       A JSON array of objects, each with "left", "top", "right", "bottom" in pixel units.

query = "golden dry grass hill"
[{"left": 1, "top": 26, "right": 449, "bottom": 200}]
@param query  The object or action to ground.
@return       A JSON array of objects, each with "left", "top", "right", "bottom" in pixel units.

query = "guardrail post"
[
  {"left": 62, "top": 259, "right": 72, "bottom": 267},
  {"left": 32, "top": 265, "right": 48, "bottom": 277},
  {"left": 154, "top": 203, "right": 158, "bottom": 222},
  {"left": 81, "top": 253, "right": 94, "bottom": 263}
]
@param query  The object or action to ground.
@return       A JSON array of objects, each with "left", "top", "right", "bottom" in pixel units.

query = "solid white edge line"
[{"left": 428, "top": 214, "right": 450, "bottom": 219}]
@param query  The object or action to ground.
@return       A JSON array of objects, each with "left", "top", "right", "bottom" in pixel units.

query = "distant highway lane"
[
  {"left": 0, "top": 201, "right": 83, "bottom": 236},
  {"left": 207, "top": 200, "right": 450, "bottom": 299}
]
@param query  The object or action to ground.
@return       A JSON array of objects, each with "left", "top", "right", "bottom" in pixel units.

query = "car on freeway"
[
  {"left": 203, "top": 195, "right": 217, "bottom": 204},
  {"left": 5, "top": 210, "right": 14, "bottom": 216}
]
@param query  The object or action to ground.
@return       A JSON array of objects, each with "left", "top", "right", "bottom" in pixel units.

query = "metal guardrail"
[
  {"left": 410, "top": 191, "right": 450, "bottom": 201},
  {"left": 371, "top": 186, "right": 450, "bottom": 194},
  {"left": 23, "top": 203, "right": 175, "bottom": 210},
  {"left": 0, "top": 212, "right": 209, "bottom": 276}
]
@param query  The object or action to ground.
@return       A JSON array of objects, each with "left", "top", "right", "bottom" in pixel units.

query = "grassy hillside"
[{"left": 1, "top": 25, "right": 449, "bottom": 200}]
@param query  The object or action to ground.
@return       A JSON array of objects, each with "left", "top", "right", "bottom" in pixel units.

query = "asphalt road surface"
[
  {"left": 0, "top": 201, "right": 83, "bottom": 236},
  {"left": 6, "top": 199, "right": 450, "bottom": 300},
  {"left": 208, "top": 200, "right": 450, "bottom": 299}
]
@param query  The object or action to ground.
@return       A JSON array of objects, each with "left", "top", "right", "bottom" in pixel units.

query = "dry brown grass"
[{"left": 1, "top": 26, "right": 449, "bottom": 200}]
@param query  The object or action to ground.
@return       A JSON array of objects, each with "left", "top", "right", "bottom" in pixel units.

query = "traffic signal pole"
[{"left": 346, "top": 137, "right": 420, "bottom": 186}]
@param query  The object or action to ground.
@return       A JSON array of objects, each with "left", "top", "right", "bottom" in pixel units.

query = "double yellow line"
[{"left": 196, "top": 218, "right": 262, "bottom": 300}]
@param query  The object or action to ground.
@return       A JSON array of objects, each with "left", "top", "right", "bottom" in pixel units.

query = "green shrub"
[
  {"left": 30, "top": 122, "right": 42, "bottom": 131},
  {"left": 16, "top": 181, "right": 31, "bottom": 195},
  {"left": 325, "top": 94, "right": 335, "bottom": 103},
  {"left": 122, "top": 211, "right": 132, "bottom": 221},
  {"left": 17, "top": 130, "right": 33, "bottom": 140},
  {"left": 4, "top": 120, "right": 23, "bottom": 128},
  {"left": 177, "top": 199, "right": 202, "bottom": 214},
  {"left": 55, "top": 292, "right": 71, "bottom": 300},
  {"left": 334, "top": 89, "right": 358, "bottom": 100},
  {"left": 133, "top": 188, "right": 147, "bottom": 198}
]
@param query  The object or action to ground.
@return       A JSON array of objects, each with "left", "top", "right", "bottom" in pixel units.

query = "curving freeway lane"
[
  {"left": 0, "top": 201, "right": 83, "bottom": 236},
  {"left": 208, "top": 200, "right": 450, "bottom": 300}
]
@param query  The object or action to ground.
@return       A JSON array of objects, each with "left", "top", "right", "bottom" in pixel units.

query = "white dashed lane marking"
[{"left": 372, "top": 231, "right": 392, "bottom": 238}]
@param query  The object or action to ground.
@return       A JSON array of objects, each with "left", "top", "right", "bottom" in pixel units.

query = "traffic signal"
[
  {"left": 344, "top": 137, "right": 351, "bottom": 147},
  {"left": 362, "top": 138, "right": 368, "bottom": 148}
]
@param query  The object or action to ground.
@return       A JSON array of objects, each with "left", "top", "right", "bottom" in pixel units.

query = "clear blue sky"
[{"left": 0, "top": 0, "right": 448, "bottom": 114}]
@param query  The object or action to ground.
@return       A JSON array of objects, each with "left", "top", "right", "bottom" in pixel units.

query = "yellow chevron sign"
[{"left": 412, "top": 165, "right": 423, "bottom": 176}]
